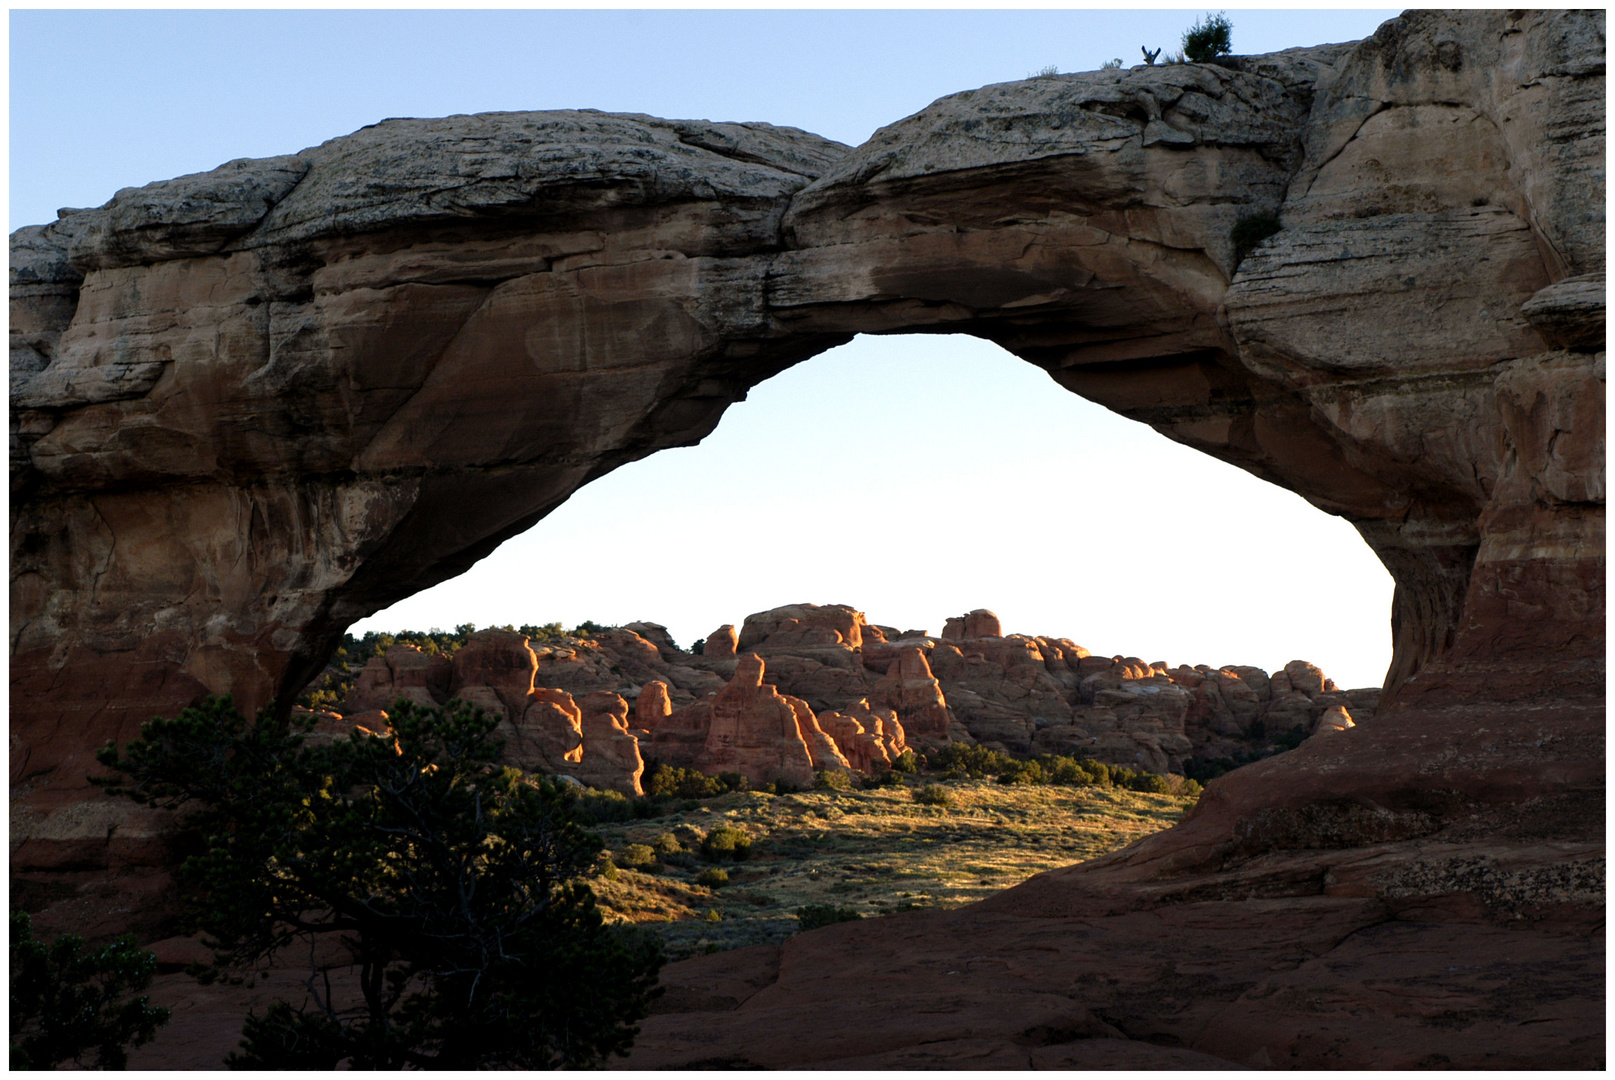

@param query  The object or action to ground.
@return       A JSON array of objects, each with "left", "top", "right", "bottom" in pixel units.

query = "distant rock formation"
[
  {"left": 693, "top": 654, "right": 818, "bottom": 789},
  {"left": 309, "top": 601, "right": 1387, "bottom": 789},
  {"left": 574, "top": 692, "right": 645, "bottom": 795}
]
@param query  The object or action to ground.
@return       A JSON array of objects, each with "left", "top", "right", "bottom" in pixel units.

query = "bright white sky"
[{"left": 11, "top": 7, "right": 1402, "bottom": 689}]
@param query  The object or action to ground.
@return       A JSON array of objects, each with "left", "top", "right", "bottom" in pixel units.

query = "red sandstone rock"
[
  {"left": 787, "top": 696, "right": 853, "bottom": 776},
  {"left": 738, "top": 602, "right": 866, "bottom": 652},
  {"left": 636, "top": 680, "right": 673, "bottom": 731},
  {"left": 450, "top": 630, "right": 538, "bottom": 714},
  {"left": 704, "top": 624, "right": 738, "bottom": 660},
  {"left": 871, "top": 646, "right": 957, "bottom": 750},
  {"left": 1314, "top": 705, "right": 1355, "bottom": 735},
  {"left": 344, "top": 644, "right": 452, "bottom": 713},
  {"left": 574, "top": 691, "right": 644, "bottom": 796},
  {"left": 694, "top": 655, "right": 816, "bottom": 789},
  {"left": 817, "top": 708, "right": 898, "bottom": 773},
  {"left": 941, "top": 608, "right": 1002, "bottom": 641},
  {"left": 498, "top": 688, "right": 584, "bottom": 774}
]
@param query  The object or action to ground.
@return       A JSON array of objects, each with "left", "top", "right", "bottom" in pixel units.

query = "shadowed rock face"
[{"left": 8, "top": 13, "right": 1604, "bottom": 1053}]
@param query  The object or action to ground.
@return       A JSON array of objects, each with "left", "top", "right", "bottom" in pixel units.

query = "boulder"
[
  {"left": 1313, "top": 705, "right": 1356, "bottom": 735},
  {"left": 704, "top": 624, "right": 739, "bottom": 660},
  {"left": 636, "top": 680, "right": 673, "bottom": 731}
]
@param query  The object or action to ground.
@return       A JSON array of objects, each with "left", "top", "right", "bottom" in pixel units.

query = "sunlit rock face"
[{"left": 10, "top": 6, "right": 1602, "bottom": 929}]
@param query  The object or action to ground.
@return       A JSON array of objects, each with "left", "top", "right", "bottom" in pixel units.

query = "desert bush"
[
  {"left": 696, "top": 868, "right": 730, "bottom": 888},
  {"left": 578, "top": 788, "right": 637, "bottom": 823},
  {"left": 813, "top": 769, "right": 852, "bottom": 792},
  {"left": 700, "top": 827, "right": 752, "bottom": 862},
  {"left": 617, "top": 843, "right": 657, "bottom": 869},
  {"left": 1101, "top": 57, "right": 1124, "bottom": 70},
  {"left": 889, "top": 749, "right": 920, "bottom": 774},
  {"left": 646, "top": 765, "right": 744, "bottom": 799},
  {"left": 651, "top": 833, "right": 684, "bottom": 857},
  {"left": 870, "top": 767, "right": 908, "bottom": 789},
  {"left": 910, "top": 784, "right": 954, "bottom": 808},
  {"left": 10, "top": 912, "right": 171, "bottom": 1070},
  {"left": 795, "top": 904, "right": 863, "bottom": 932},
  {"left": 1182, "top": 12, "right": 1232, "bottom": 62},
  {"left": 930, "top": 744, "right": 1018, "bottom": 780},
  {"left": 96, "top": 695, "right": 661, "bottom": 1069},
  {"left": 760, "top": 776, "right": 801, "bottom": 795},
  {"left": 1109, "top": 766, "right": 1172, "bottom": 794},
  {"left": 1029, "top": 63, "right": 1060, "bottom": 78}
]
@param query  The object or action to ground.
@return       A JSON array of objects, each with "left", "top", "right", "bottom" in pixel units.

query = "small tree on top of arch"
[{"left": 1183, "top": 12, "right": 1233, "bottom": 63}]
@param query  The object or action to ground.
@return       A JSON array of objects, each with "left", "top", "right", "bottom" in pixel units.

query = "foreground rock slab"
[{"left": 620, "top": 834, "right": 1603, "bottom": 1070}]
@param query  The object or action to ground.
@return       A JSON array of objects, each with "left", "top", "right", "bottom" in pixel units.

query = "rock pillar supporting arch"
[{"left": 10, "top": 11, "right": 1603, "bottom": 898}]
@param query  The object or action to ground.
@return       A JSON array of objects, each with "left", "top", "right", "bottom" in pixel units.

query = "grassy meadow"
[{"left": 587, "top": 779, "right": 1195, "bottom": 960}]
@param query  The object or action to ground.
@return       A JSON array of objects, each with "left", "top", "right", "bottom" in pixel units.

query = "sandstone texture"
[{"left": 10, "top": 9, "right": 1604, "bottom": 1069}]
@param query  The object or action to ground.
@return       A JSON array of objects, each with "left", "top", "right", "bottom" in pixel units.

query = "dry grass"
[{"left": 588, "top": 779, "right": 1194, "bottom": 960}]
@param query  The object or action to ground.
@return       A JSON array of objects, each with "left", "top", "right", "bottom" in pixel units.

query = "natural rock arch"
[{"left": 10, "top": 6, "right": 1602, "bottom": 956}]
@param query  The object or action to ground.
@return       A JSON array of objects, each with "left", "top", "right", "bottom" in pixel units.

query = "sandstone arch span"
[{"left": 10, "top": 6, "right": 1603, "bottom": 1005}]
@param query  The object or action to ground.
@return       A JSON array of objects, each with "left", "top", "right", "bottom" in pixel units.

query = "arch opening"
[{"left": 351, "top": 332, "right": 1396, "bottom": 691}]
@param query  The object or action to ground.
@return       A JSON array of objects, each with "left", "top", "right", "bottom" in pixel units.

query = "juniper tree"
[{"left": 96, "top": 696, "right": 661, "bottom": 1069}]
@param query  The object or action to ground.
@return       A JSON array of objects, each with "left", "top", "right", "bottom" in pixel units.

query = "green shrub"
[
  {"left": 1182, "top": 12, "right": 1232, "bottom": 62},
  {"left": 813, "top": 769, "right": 852, "bottom": 792},
  {"left": 700, "top": 827, "right": 752, "bottom": 862},
  {"left": 95, "top": 695, "right": 662, "bottom": 1069},
  {"left": 997, "top": 759, "right": 1048, "bottom": 785},
  {"left": 618, "top": 844, "right": 656, "bottom": 869},
  {"left": 651, "top": 833, "right": 683, "bottom": 857},
  {"left": 10, "top": 912, "right": 171, "bottom": 1070},
  {"left": 646, "top": 765, "right": 722, "bottom": 799},
  {"left": 910, "top": 784, "right": 954, "bottom": 808},
  {"left": 577, "top": 789, "right": 636, "bottom": 823},
  {"left": 889, "top": 749, "right": 920, "bottom": 774},
  {"left": 702, "top": 910, "right": 722, "bottom": 923},
  {"left": 696, "top": 868, "right": 729, "bottom": 888},
  {"left": 930, "top": 744, "right": 1017, "bottom": 780},
  {"left": 1230, "top": 211, "right": 1282, "bottom": 265},
  {"left": 1111, "top": 767, "right": 1171, "bottom": 794},
  {"left": 1101, "top": 57, "right": 1123, "bottom": 70},
  {"left": 795, "top": 904, "right": 863, "bottom": 933}
]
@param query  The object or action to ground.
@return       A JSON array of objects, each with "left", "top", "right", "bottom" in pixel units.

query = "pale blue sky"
[{"left": 10, "top": 8, "right": 1403, "bottom": 688}]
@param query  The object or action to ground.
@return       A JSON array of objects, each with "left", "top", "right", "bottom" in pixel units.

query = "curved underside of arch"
[{"left": 8, "top": 10, "right": 1605, "bottom": 1065}]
